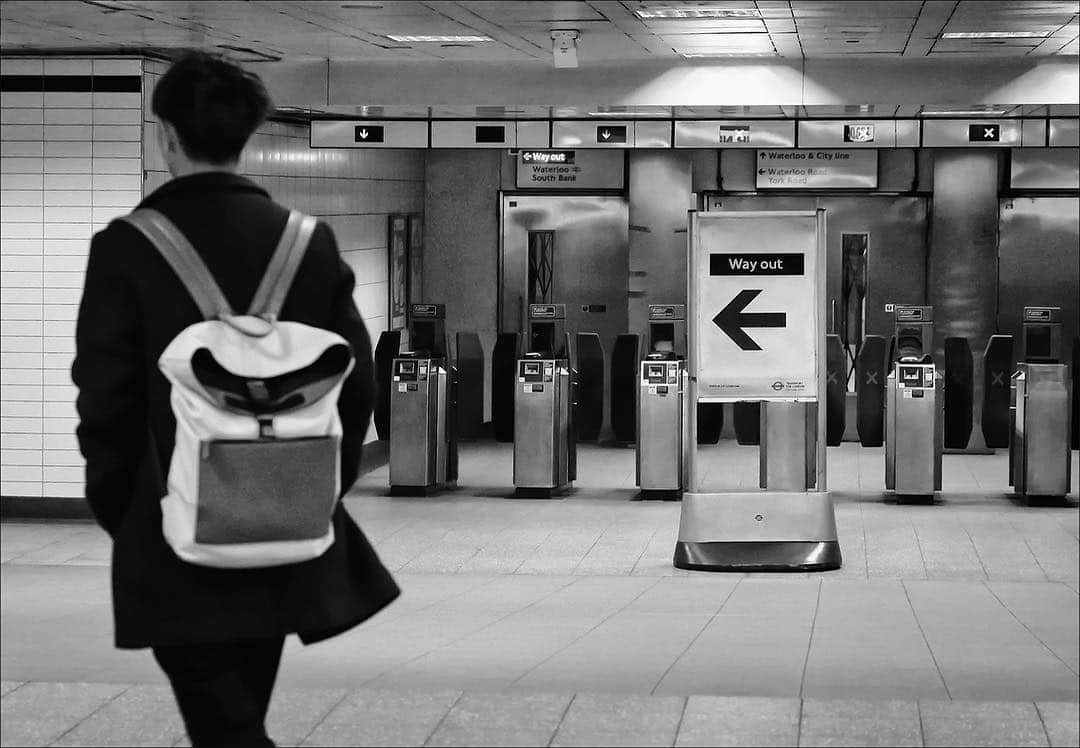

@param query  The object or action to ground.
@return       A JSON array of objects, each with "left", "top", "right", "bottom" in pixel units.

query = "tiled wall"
[
  {"left": 1, "top": 57, "right": 143, "bottom": 499},
  {"left": 1, "top": 56, "right": 423, "bottom": 500}
]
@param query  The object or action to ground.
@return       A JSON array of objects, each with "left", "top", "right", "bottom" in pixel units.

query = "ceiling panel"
[{"left": 0, "top": 0, "right": 1077, "bottom": 64}]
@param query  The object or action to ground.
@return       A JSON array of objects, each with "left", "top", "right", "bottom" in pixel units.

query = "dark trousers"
[{"left": 153, "top": 636, "right": 285, "bottom": 748}]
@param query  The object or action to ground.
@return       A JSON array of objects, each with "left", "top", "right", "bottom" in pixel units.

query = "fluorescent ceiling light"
[
  {"left": 386, "top": 34, "right": 493, "bottom": 43},
  {"left": 941, "top": 31, "right": 1051, "bottom": 39},
  {"left": 922, "top": 109, "right": 1008, "bottom": 117},
  {"left": 634, "top": 6, "right": 760, "bottom": 19},
  {"left": 681, "top": 51, "right": 775, "bottom": 57}
]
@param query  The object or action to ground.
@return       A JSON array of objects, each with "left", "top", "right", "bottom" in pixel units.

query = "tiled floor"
[{"left": 2, "top": 441, "right": 1078, "bottom": 746}]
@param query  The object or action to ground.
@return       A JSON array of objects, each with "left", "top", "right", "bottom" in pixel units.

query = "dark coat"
[{"left": 73, "top": 172, "right": 400, "bottom": 649}]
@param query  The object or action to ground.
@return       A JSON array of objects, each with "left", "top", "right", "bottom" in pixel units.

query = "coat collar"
[{"left": 141, "top": 172, "right": 270, "bottom": 206}]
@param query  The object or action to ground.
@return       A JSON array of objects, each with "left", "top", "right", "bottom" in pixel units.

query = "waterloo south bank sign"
[{"left": 517, "top": 150, "right": 625, "bottom": 189}]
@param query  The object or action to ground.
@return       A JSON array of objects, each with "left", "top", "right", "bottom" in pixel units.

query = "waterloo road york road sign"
[{"left": 693, "top": 212, "right": 822, "bottom": 401}]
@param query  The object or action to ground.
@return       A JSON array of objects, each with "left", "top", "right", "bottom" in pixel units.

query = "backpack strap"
[
  {"left": 119, "top": 209, "right": 234, "bottom": 321},
  {"left": 247, "top": 210, "right": 318, "bottom": 319}
]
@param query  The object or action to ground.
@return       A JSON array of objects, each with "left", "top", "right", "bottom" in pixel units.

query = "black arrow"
[{"left": 712, "top": 289, "right": 786, "bottom": 351}]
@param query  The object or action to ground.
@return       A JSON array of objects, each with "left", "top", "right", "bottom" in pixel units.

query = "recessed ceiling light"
[
  {"left": 386, "top": 34, "right": 494, "bottom": 43},
  {"left": 941, "top": 31, "right": 1051, "bottom": 39},
  {"left": 633, "top": 6, "right": 760, "bottom": 19}
]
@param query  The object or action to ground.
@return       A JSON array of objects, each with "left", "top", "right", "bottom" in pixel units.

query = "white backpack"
[{"left": 120, "top": 209, "right": 354, "bottom": 569}]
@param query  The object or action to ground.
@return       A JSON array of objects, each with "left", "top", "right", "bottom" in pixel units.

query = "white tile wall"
[
  {"left": 1, "top": 55, "right": 425, "bottom": 501},
  {"left": 1, "top": 57, "right": 143, "bottom": 499}
]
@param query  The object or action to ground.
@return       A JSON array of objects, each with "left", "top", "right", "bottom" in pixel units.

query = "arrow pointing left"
[{"left": 712, "top": 289, "right": 786, "bottom": 351}]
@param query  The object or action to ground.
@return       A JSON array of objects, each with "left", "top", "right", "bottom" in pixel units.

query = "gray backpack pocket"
[{"left": 194, "top": 436, "right": 339, "bottom": 545}]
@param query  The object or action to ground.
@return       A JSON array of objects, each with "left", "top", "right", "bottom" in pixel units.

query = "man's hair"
[{"left": 151, "top": 51, "right": 272, "bottom": 164}]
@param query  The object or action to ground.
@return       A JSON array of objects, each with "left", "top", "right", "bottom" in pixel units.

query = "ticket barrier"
[
  {"left": 514, "top": 304, "right": 577, "bottom": 497},
  {"left": 1010, "top": 307, "right": 1073, "bottom": 502},
  {"left": 637, "top": 304, "right": 687, "bottom": 499},
  {"left": 885, "top": 306, "right": 943, "bottom": 500},
  {"left": 389, "top": 304, "right": 458, "bottom": 495}
]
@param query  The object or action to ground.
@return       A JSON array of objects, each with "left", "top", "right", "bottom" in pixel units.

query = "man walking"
[{"left": 72, "top": 51, "right": 399, "bottom": 747}]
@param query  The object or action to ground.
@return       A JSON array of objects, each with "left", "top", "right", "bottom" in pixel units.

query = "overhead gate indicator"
[{"left": 675, "top": 209, "right": 841, "bottom": 573}]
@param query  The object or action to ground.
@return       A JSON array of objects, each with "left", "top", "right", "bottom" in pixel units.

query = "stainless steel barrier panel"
[{"left": 674, "top": 210, "right": 841, "bottom": 572}]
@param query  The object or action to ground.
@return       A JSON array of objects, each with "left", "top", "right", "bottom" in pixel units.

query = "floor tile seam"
[
  {"left": 393, "top": 527, "right": 457, "bottom": 573},
  {"left": 1032, "top": 700, "right": 1057, "bottom": 748},
  {"left": 546, "top": 692, "right": 577, "bottom": 747},
  {"left": 669, "top": 694, "right": 690, "bottom": 748},
  {"left": 908, "top": 520, "right": 932, "bottom": 580},
  {"left": 507, "top": 575, "right": 668, "bottom": 688},
  {"left": 566, "top": 528, "right": 609, "bottom": 575},
  {"left": 981, "top": 581, "right": 1080, "bottom": 678},
  {"left": 900, "top": 579, "right": 953, "bottom": 701},
  {"left": 360, "top": 574, "right": 584, "bottom": 687},
  {"left": 861, "top": 502, "right": 870, "bottom": 580},
  {"left": 795, "top": 696, "right": 805, "bottom": 747},
  {"left": 797, "top": 579, "right": 824, "bottom": 701},
  {"left": 509, "top": 530, "right": 556, "bottom": 575},
  {"left": 420, "top": 690, "right": 465, "bottom": 747},
  {"left": 915, "top": 697, "right": 927, "bottom": 747},
  {"left": 1018, "top": 534, "right": 1052, "bottom": 583},
  {"left": 627, "top": 527, "right": 661, "bottom": 576},
  {"left": 648, "top": 576, "right": 745, "bottom": 696},
  {"left": 295, "top": 687, "right": 353, "bottom": 746},
  {"left": 46, "top": 681, "right": 133, "bottom": 747},
  {"left": 959, "top": 522, "right": 992, "bottom": 579}
]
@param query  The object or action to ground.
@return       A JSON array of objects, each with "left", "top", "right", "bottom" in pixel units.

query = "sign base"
[{"left": 674, "top": 491, "right": 841, "bottom": 572}]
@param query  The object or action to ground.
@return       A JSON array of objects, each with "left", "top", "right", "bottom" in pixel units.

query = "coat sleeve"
[
  {"left": 72, "top": 225, "right": 147, "bottom": 536},
  {"left": 316, "top": 222, "right": 375, "bottom": 495}
]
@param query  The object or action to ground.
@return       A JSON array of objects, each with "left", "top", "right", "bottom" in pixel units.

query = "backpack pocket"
[{"left": 194, "top": 436, "right": 338, "bottom": 545}]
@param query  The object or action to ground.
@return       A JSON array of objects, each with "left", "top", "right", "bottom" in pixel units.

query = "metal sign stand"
[{"left": 675, "top": 210, "right": 842, "bottom": 572}]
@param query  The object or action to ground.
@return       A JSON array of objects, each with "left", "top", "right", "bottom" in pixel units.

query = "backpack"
[{"left": 119, "top": 208, "right": 354, "bottom": 569}]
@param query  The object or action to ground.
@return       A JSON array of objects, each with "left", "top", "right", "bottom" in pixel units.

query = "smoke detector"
[{"left": 551, "top": 29, "right": 579, "bottom": 69}]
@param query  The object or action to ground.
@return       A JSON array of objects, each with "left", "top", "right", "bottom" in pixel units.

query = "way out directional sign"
[
  {"left": 354, "top": 125, "right": 385, "bottom": 143},
  {"left": 691, "top": 211, "right": 824, "bottom": 400}
]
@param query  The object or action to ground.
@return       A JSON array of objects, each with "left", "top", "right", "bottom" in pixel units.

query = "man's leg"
[{"left": 153, "top": 636, "right": 286, "bottom": 748}]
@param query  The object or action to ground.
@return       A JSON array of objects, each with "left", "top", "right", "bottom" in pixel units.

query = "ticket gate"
[
  {"left": 514, "top": 304, "right": 577, "bottom": 497},
  {"left": 637, "top": 304, "right": 687, "bottom": 499},
  {"left": 885, "top": 306, "right": 943, "bottom": 500},
  {"left": 389, "top": 304, "right": 458, "bottom": 495},
  {"left": 1010, "top": 307, "right": 1073, "bottom": 502}
]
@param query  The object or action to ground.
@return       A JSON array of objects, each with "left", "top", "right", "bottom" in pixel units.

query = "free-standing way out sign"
[
  {"left": 756, "top": 150, "right": 878, "bottom": 189},
  {"left": 693, "top": 212, "right": 822, "bottom": 400}
]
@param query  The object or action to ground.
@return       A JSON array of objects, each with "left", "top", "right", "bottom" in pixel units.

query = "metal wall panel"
[
  {"left": 674, "top": 120, "right": 795, "bottom": 149},
  {"left": 1049, "top": 119, "right": 1080, "bottom": 147},
  {"left": 1021, "top": 119, "right": 1048, "bottom": 148},
  {"left": 1010, "top": 148, "right": 1080, "bottom": 190},
  {"left": 310, "top": 120, "right": 428, "bottom": 148},
  {"left": 798, "top": 120, "right": 896, "bottom": 149},
  {"left": 927, "top": 149, "right": 1001, "bottom": 450},
  {"left": 998, "top": 197, "right": 1080, "bottom": 370},
  {"left": 896, "top": 120, "right": 920, "bottom": 148},
  {"left": 634, "top": 121, "right": 673, "bottom": 148},
  {"left": 431, "top": 120, "right": 515, "bottom": 148},
  {"left": 922, "top": 119, "right": 1020, "bottom": 148},
  {"left": 516, "top": 121, "right": 550, "bottom": 148}
]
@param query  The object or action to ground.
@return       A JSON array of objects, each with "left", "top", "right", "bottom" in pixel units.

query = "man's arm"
[
  {"left": 72, "top": 226, "right": 147, "bottom": 536},
  {"left": 317, "top": 223, "right": 375, "bottom": 494}
]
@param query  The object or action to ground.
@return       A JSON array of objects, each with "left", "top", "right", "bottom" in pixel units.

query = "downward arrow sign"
[
  {"left": 600, "top": 129, "right": 611, "bottom": 139},
  {"left": 358, "top": 129, "right": 369, "bottom": 139},
  {"left": 712, "top": 289, "right": 786, "bottom": 351}
]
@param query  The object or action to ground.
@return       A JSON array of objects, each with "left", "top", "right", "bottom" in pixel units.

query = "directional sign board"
[
  {"left": 756, "top": 150, "right": 877, "bottom": 189},
  {"left": 690, "top": 211, "right": 824, "bottom": 401}
]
